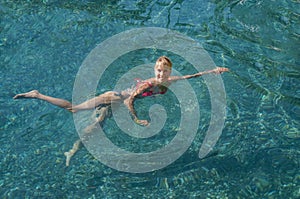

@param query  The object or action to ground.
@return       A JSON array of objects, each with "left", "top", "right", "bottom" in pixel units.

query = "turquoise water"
[{"left": 1, "top": 0, "right": 299, "bottom": 198}]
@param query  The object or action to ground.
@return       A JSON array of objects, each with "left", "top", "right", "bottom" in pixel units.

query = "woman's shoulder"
[{"left": 143, "top": 77, "right": 156, "bottom": 83}]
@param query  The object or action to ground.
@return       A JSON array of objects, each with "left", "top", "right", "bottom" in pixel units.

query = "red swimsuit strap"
[
  {"left": 135, "top": 79, "right": 166, "bottom": 97},
  {"left": 141, "top": 81, "right": 154, "bottom": 97}
]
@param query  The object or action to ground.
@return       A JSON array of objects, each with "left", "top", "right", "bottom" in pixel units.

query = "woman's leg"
[
  {"left": 64, "top": 105, "right": 110, "bottom": 166},
  {"left": 13, "top": 90, "right": 122, "bottom": 112},
  {"left": 13, "top": 90, "right": 73, "bottom": 110},
  {"left": 71, "top": 91, "right": 122, "bottom": 112},
  {"left": 84, "top": 105, "right": 110, "bottom": 133}
]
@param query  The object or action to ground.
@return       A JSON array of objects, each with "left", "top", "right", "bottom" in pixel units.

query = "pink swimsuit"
[{"left": 135, "top": 79, "right": 167, "bottom": 97}]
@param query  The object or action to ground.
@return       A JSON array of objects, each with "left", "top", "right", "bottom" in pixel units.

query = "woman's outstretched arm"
[{"left": 169, "top": 67, "right": 229, "bottom": 82}]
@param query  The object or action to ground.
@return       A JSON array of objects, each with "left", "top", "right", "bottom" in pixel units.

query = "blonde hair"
[{"left": 155, "top": 56, "right": 172, "bottom": 69}]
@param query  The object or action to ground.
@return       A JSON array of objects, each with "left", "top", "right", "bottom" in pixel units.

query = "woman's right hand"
[{"left": 134, "top": 118, "right": 149, "bottom": 126}]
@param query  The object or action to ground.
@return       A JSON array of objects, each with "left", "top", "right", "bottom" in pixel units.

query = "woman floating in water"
[{"left": 14, "top": 56, "right": 229, "bottom": 166}]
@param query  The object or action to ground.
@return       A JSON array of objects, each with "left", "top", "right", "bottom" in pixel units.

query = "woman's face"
[{"left": 155, "top": 65, "right": 171, "bottom": 83}]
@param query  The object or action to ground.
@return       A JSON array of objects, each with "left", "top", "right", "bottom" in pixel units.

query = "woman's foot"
[
  {"left": 63, "top": 140, "right": 81, "bottom": 166},
  {"left": 64, "top": 152, "right": 72, "bottom": 167},
  {"left": 13, "top": 90, "right": 39, "bottom": 99}
]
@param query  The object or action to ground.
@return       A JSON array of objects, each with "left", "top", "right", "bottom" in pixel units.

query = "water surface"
[{"left": 1, "top": 0, "right": 299, "bottom": 198}]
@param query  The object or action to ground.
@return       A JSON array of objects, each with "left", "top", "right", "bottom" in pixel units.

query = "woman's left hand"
[{"left": 214, "top": 67, "right": 229, "bottom": 74}]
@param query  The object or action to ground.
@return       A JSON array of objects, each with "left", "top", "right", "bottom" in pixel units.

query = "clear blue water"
[{"left": 1, "top": 0, "right": 299, "bottom": 198}]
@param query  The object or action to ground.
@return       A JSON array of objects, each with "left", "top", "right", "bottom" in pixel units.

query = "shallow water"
[{"left": 1, "top": 0, "right": 299, "bottom": 198}]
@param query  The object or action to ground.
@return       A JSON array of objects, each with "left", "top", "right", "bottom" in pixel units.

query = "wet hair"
[{"left": 155, "top": 56, "right": 172, "bottom": 69}]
